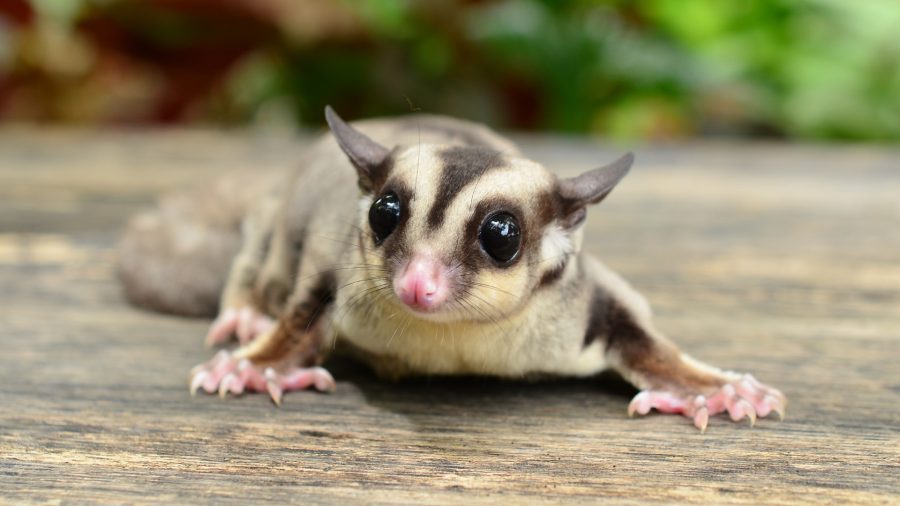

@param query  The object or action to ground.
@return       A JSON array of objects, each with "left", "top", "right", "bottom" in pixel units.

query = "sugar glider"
[{"left": 119, "top": 106, "right": 785, "bottom": 431}]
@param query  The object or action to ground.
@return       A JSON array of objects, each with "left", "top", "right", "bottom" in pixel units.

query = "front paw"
[
  {"left": 189, "top": 350, "right": 336, "bottom": 405},
  {"left": 205, "top": 307, "right": 275, "bottom": 346},
  {"left": 628, "top": 373, "right": 786, "bottom": 432}
]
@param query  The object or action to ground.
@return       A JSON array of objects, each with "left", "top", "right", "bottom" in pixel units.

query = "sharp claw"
[
  {"left": 625, "top": 374, "right": 783, "bottom": 431},
  {"left": 774, "top": 404, "right": 785, "bottom": 421},
  {"left": 190, "top": 372, "right": 207, "bottom": 396},
  {"left": 265, "top": 368, "right": 283, "bottom": 406},
  {"left": 218, "top": 373, "right": 236, "bottom": 399},
  {"left": 313, "top": 367, "right": 337, "bottom": 392},
  {"left": 741, "top": 400, "right": 757, "bottom": 427},
  {"left": 267, "top": 382, "right": 283, "bottom": 406},
  {"left": 762, "top": 394, "right": 785, "bottom": 420},
  {"left": 694, "top": 407, "right": 709, "bottom": 433}
]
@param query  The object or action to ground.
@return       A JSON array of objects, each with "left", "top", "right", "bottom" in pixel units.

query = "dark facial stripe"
[
  {"left": 399, "top": 116, "right": 497, "bottom": 148},
  {"left": 534, "top": 188, "right": 568, "bottom": 290},
  {"left": 378, "top": 180, "right": 414, "bottom": 273},
  {"left": 359, "top": 152, "right": 395, "bottom": 194},
  {"left": 426, "top": 147, "right": 508, "bottom": 230},
  {"left": 450, "top": 198, "right": 527, "bottom": 304},
  {"left": 535, "top": 190, "right": 559, "bottom": 228}
]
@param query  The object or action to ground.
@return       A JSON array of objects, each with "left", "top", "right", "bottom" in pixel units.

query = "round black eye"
[
  {"left": 479, "top": 212, "right": 521, "bottom": 264},
  {"left": 369, "top": 192, "right": 401, "bottom": 244}
]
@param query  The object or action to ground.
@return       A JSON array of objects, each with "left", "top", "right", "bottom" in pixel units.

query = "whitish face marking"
[{"left": 358, "top": 144, "right": 566, "bottom": 323}]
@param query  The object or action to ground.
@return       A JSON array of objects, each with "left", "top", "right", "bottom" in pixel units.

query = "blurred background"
[{"left": 1, "top": 0, "right": 898, "bottom": 141}]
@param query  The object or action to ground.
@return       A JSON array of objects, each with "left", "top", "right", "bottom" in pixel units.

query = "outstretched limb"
[
  {"left": 192, "top": 266, "right": 338, "bottom": 405},
  {"left": 600, "top": 303, "right": 786, "bottom": 432}
]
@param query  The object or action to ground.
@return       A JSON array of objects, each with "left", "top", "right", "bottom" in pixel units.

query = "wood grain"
[{"left": 0, "top": 129, "right": 898, "bottom": 504}]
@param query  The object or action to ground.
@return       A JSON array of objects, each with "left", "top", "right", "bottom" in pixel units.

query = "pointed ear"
[
  {"left": 556, "top": 152, "right": 633, "bottom": 228},
  {"left": 325, "top": 105, "right": 391, "bottom": 192}
]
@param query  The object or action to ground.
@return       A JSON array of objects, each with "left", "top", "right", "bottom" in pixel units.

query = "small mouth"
[{"left": 398, "top": 296, "right": 441, "bottom": 314}]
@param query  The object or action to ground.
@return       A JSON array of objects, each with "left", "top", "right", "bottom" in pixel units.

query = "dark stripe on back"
[{"left": 427, "top": 146, "right": 507, "bottom": 229}]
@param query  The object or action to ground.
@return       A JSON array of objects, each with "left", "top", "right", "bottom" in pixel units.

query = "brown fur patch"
[
  {"left": 595, "top": 298, "right": 724, "bottom": 393},
  {"left": 537, "top": 260, "right": 567, "bottom": 289},
  {"left": 362, "top": 151, "right": 395, "bottom": 194},
  {"left": 535, "top": 189, "right": 559, "bottom": 228},
  {"left": 248, "top": 272, "right": 336, "bottom": 366}
]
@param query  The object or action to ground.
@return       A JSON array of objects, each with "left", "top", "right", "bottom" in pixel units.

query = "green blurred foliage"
[{"left": 1, "top": 0, "right": 898, "bottom": 141}]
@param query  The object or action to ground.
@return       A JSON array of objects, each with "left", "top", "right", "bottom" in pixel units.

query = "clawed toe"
[
  {"left": 628, "top": 373, "right": 785, "bottom": 432},
  {"left": 204, "top": 307, "right": 275, "bottom": 347},
  {"left": 189, "top": 350, "right": 335, "bottom": 404},
  {"left": 693, "top": 405, "right": 709, "bottom": 433},
  {"left": 264, "top": 366, "right": 336, "bottom": 406},
  {"left": 735, "top": 374, "right": 786, "bottom": 420},
  {"left": 628, "top": 391, "right": 685, "bottom": 417},
  {"left": 205, "top": 310, "right": 240, "bottom": 347},
  {"left": 190, "top": 350, "right": 233, "bottom": 394}
]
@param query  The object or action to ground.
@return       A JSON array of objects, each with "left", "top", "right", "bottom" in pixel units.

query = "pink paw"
[
  {"left": 205, "top": 307, "right": 276, "bottom": 346},
  {"left": 189, "top": 350, "right": 336, "bottom": 405},
  {"left": 627, "top": 374, "right": 786, "bottom": 432}
]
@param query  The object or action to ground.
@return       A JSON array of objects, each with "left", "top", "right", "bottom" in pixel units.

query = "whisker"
[
  {"left": 289, "top": 263, "right": 389, "bottom": 285},
  {"left": 303, "top": 275, "right": 389, "bottom": 332},
  {"left": 466, "top": 281, "right": 517, "bottom": 298}
]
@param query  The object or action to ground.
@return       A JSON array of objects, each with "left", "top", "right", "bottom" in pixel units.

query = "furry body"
[{"left": 119, "top": 109, "right": 785, "bottom": 431}]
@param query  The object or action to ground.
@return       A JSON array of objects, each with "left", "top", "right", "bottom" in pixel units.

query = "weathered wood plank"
[{"left": 0, "top": 130, "right": 897, "bottom": 504}]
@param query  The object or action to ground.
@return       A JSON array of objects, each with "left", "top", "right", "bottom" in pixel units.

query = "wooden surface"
[{"left": 0, "top": 129, "right": 898, "bottom": 504}]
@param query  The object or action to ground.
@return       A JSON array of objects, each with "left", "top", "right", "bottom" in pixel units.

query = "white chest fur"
[{"left": 330, "top": 274, "right": 608, "bottom": 379}]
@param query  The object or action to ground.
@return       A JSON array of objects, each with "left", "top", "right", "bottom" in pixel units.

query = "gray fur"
[{"left": 123, "top": 108, "right": 785, "bottom": 432}]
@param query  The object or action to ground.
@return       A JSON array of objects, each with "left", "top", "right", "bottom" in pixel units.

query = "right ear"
[
  {"left": 325, "top": 105, "right": 391, "bottom": 193},
  {"left": 556, "top": 152, "right": 633, "bottom": 229}
]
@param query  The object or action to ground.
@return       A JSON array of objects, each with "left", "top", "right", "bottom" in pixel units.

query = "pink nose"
[{"left": 393, "top": 255, "right": 449, "bottom": 311}]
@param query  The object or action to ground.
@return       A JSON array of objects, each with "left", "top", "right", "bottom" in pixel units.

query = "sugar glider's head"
[{"left": 326, "top": 106, "right": 632, "bottom": 324}]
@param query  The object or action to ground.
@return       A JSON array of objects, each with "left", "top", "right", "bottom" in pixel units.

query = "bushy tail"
[{"left": 117, "top": 171, "right": 276, "bottom": 318}]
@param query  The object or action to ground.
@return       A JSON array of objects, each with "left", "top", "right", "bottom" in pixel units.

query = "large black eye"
[
  {"left": 479, "top": 212, "right": 521, "bottom": 264},
  {"left": 369, "top": 192, "right": 401, "bottom": 244}
]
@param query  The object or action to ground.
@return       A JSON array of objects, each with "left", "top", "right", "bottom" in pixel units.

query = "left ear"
[
  {"left": 556, "top": 152, "right": 633, "bottom": 228},
  {"left": 325, "top": 105, "right": 391, "bottom": 193}
]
